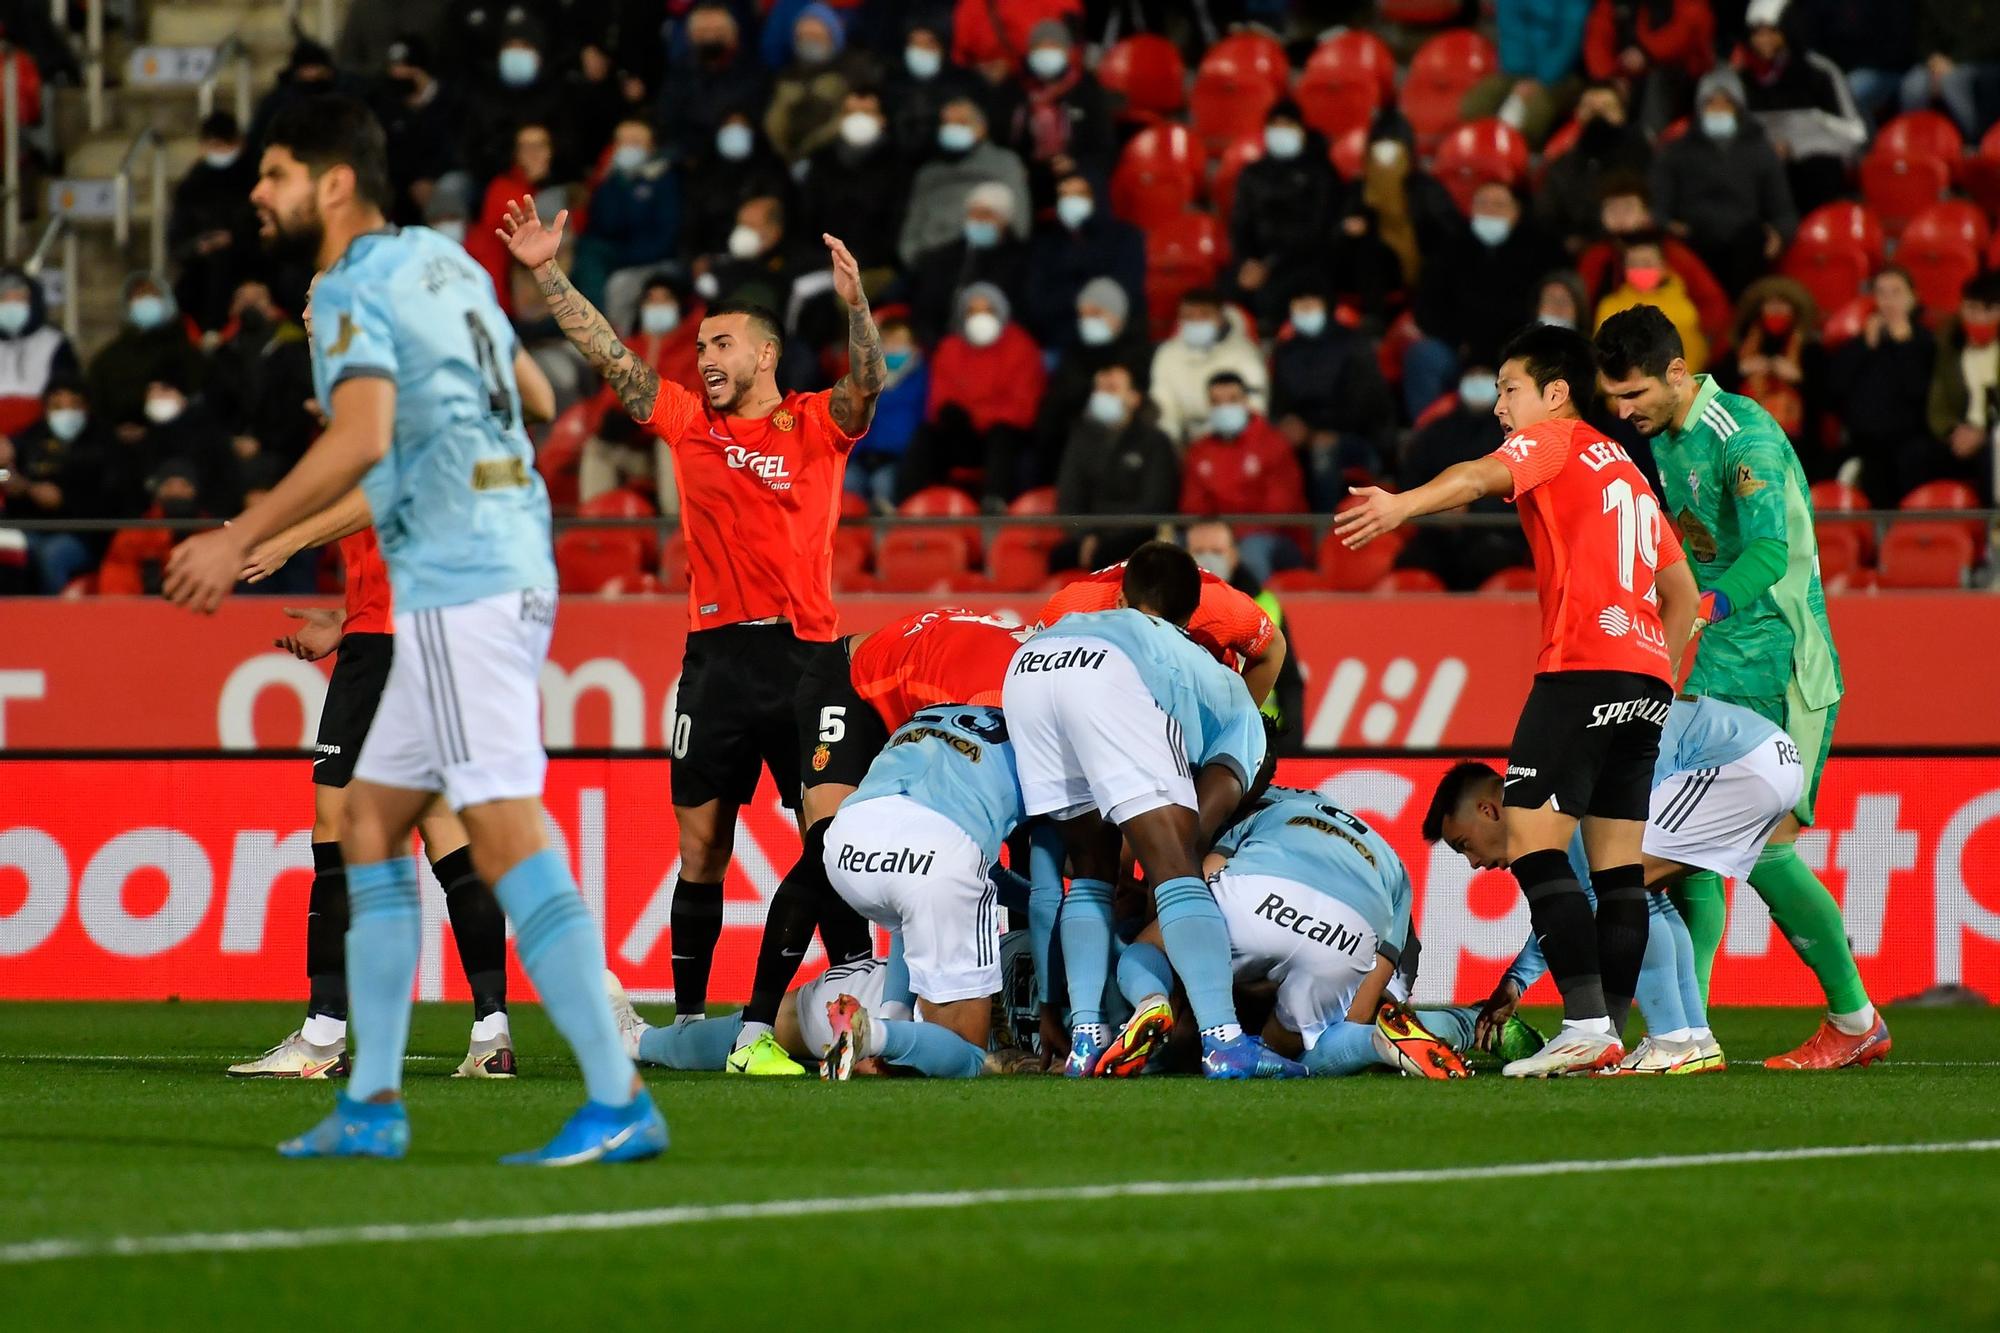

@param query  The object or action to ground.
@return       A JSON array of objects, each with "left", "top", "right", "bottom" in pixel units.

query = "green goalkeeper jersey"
[{"left": 1651, "top": 375, "right": 1843, "bottom": 709}]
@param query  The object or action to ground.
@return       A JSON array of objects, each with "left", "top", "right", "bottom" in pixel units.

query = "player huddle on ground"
[{"left": 169, "top": 93, "right": 1887, "bottom": 1169}]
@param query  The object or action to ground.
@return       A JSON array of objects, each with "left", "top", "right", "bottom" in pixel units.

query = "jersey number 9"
[{"left": 465, "top": 312, "right": 516, "bottom": 429}]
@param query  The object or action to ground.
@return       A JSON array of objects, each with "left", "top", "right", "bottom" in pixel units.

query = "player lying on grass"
[{"left": 1006, "top": 542, "right": 1306, "bottom": 1081}]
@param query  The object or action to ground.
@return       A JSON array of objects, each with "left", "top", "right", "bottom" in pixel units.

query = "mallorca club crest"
[
  {"left": 772, "top": 407, "right": 796, "bottom": 432},
  {"left": 812, "top": 742, "right": 831, "bottom": 772}
]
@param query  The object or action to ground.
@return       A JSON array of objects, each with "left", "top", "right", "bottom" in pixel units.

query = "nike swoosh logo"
[
  {"left": 1503, "top": 776, "right": 1525, "bottom": 785},
  {"left": 708, "top": 427, "right": 729, "bottom": 441}
]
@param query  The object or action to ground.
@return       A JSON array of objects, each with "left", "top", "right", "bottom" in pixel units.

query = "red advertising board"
[
  {"left": 0, "top": 592, "right": 1995, "bottom": 750},
  {"left": 3, "top": 757, "right": 1995, "bottom": 1006}
]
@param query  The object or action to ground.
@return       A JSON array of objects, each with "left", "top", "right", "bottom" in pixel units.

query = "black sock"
[
  {"left": 1593, "top": 864, "right": 1649, "bottom": 1036},
  {"left": 433, "top": 846, "right": 508, "bottom": 1020},
  {"left": 741, "top": 821, "right": 836, "bottom": 1027},
  {"left": 669, "top": 876, "right": 725, "bottom": 1020},
  {"left": 306, "top": 841, "right": 348, "bottom": 1021},
  {"left": 1511, "top": 848, "right": 1606, "bottom": 1023}
]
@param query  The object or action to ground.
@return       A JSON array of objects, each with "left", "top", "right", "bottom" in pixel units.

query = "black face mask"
[
  {"left": 387, "top": 74, "right": 419, "bottom": 100},
  {"left": 1579, "top": 117, "right": 1625, "bottom": 154},
  {"left": 159, "top": 496, "right": 200, "bottom": 520},
  {"left": 694, "top": 40, "right": 731, "bottom": 66}
]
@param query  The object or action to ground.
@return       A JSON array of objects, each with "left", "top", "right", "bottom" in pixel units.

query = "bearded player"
[
  {"left": 1594, "top": 306, "right": 1887, "bottom": 1069},
  {"left": 499, "top": 200, "right": 884, "bottom": 1054},
  {"left": 1338, "top": 323, "right": 1699, "bottom": 1076}
]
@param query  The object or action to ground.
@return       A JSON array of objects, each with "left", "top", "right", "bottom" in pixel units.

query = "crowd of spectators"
[{"left": 3, "top": 0, "right": 1999, "bottom": 596}]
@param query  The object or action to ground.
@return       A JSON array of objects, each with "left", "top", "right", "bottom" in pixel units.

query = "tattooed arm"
[
  {"left": 823, "top": 233, "right": 884, "bottom": 437},
  {"left": 497, "top": 197, "right": 661, "bottom": 421}
]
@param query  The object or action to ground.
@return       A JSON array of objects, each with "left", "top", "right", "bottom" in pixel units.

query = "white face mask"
[
  {"left": 839, "top": 111, "right": 882, "bottom": 148},
  {"left": 144, "top": 395, "right": 184, "bottom": 425},
  {"left": 0, "top": 302, "right": 28, "bottom": 336},
  {"left": 1369, "top": 139, "right": 1404, "bottom": 167},
  {"left": 203, "top": 149, "right": 240, "bottom": 170},
  {"left": 1086, "top": 389, "right": 1127, "bottom": 426},
  {"left": 716, "top": 123, "right": 754, "bottom": 160},
  {"left": 1264, "top": 124, "right": 1305, "bottom": 159},
  {"left": 905, "top": 44, "right": 942, "bottom": 79},
  {"left": 937, "top": 122, "right": 977, "bottom": 153},
  {"left": 1538, "top": 312, "right": 1575, "bottom": 330},
  {"left": 1077, "top": 314, "right": 1114, "bottom": 346},
  {"left": 1179, "top": 318, "right": 1219, "bottom": 349},
  {"left": 431, "top": 219, "right": 468, "bottom": 243},
  {"left": 1191, "top": 550, "right": 1233, "bottom": 579},
  {"left": 1207, "top": 401, "right": 1249, "bottom": 437},
  {"left": 727, "top": 224, "right": 764, "bottom": 260},
  {"left": 1027, "top": 46, "right": 1068, "bottom": 80},
  {"left": 963, "top": 311, "right": 1002, "bottom": 347},
  {"left": 640, "top": 302, "right": 680, "bottom": 335},
  {"left": 612, "top": 144, "right": 648, "bottom": 173},
  {"left": 1290, "top": 306, "right": 1327, "bottom": 337},
  {"left": 1056, "top": 194, "right": 1094, "bottom": 230},
  {"left": 48, "top": 406, "right": 86, "bottom": 441}
]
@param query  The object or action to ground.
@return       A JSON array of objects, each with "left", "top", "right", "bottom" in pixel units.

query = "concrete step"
[
  {"left": 147, "top": 3, "right": 295, "bottom": 53},
  {"left": 63, "top": 131, "right": 200, "bottom": 183}
]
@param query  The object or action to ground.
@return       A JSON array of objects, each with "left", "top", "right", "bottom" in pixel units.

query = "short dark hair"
[
  {"left": 198, "top": 111, "right": 241, "bottom": 143},
  {"left": 1594, "top": 304, "right": 1684, "bottom": 380},
  {"left": 1421, "top": 761, "right": 1502, "bottom": 842},
  {"left": 1498, "top": 321, "right": 1598, "bottom": 402},
  {"left": 1180, "top": 287, "right": 1222, "bottom": 310},
  {"left": 704, "top": 298, "right": 784, "bottom": 350},
  {"left": 1966, "top": 269, "right": 2000, "bottom": 306},
  {"left": 263, "top": 94, "right": 393, "bottom": 212},
  {"left": 1597, "top": 171, "right": 1650, "bottom": 205},
  {"left": 1206, "top": 370, "right": 1247, "bottom": 393},
  {"left": 1122, "top": 540, "right": 1201, "bottom": 626}
]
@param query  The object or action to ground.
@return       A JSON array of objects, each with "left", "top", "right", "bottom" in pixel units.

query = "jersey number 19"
[{"left": 1602, "top": 477, "right": 1662, "bottom": 602}]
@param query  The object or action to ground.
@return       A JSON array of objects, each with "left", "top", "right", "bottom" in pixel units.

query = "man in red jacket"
[
  {"left": 1179, "top": 371, "right": 1308, "bottom": 582},
  {"left": 902, "top": 281, "right": 1045, "bottom": 503}
]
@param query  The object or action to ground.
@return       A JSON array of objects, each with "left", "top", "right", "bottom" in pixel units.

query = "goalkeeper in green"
[{"left": 1595, "top": 306, "right": 1889, "bottom": 1071}]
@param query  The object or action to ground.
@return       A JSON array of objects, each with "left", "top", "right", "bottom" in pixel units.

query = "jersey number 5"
[
  {"left": 464, "top": 313, "right": 515, "bottom": 429},
  {"left": 1602, "top": 477, "right": 1663, "bottom": 599}
]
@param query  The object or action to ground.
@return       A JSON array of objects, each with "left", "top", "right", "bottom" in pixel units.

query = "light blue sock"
[
  {"left": 343, "top": 857, "right": 421, "bottom": 1101},
  {"left": 1116, "top": 940, "right": 1174, "bottom": 1007},
  {"left": 1419, "top": 1005, "right": 1480, "bottom": 1051},
  {"left": 1154, "top": 876, "right": 1238, "bottom": 1033},
  {"left": 1303, "top": 1022, "right": 1384, "bottom": 1077},
  {"left": 638, "top": 1013, "right": 744, "bottom": 1070},
  {"left": 1059, "top": 878, "right": 1114, "bottom": 1029},
  {"left": 877, "top": 1019, "right": 986, "bottom": 1078},
  {"left": 1028, "top": 823, "right": 1064, "bottom": 1008},
  {"left": 493, "top": 849, "right": 635, "bottom": 1107},
  {"left": 1635, "top": 892, "right": 1689, "bottom": 1036},
  {"left": 1658, "top": 893, "right": 1710, "bottom": 1030}
]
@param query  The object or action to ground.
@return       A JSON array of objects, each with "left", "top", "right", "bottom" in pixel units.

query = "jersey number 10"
[{"left": 1602, "top": 477, "right": 1662, "bottom": 601}]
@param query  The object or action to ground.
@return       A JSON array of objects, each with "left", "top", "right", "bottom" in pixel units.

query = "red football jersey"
[
  {"left": 642, "top": 380, "right": 859, "bottom": 641},
  {"left": 849, "top": 607, "right": 1028, "bottom": 730},
  {"left": 338, "top": 528, "right": 392, "bottom": 636},
  {"left": 1492, "top": 418, "right": 1686, "bottom": 681},
  {"left": 1035, "top": 564, "right": 1276, "bottom": 670}
]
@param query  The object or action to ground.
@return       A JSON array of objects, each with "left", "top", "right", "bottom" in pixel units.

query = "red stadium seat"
[
  {"left": 1797, "top": 201, "right": 1889, "bottom": 268},
  {"left": 1412, "top": 390, "right": 1459, "bottom": 430},
  {"left": 1781, "top": 242, "right": 1871, "bottom": 315},
  {"left": 1811, "top": 477, "right": 1877, "bottom": 563},
  {"left": 1819, "top": 295, "right": 1874, "bottom": 348},
  {"left": 899, "top": 484, "right": 980, "bottom": 517},
  {"left": 1538, "top": 117, "right": 1583, "bottom": 186},
  {"left": 599, "top": 571, "right": 664, "bottom": 597},
  {"left": 1901, "top": 479, "right": 1986, "bottom": 550},
  {"left": 1904, "top": 200, "right": 1993, "bottom": 255},
  {"left": 578, "top": 487, "right": 656, "bottom": 519},
  {"left": 1110, "top": 123, "right": 1205, "bottom": 228},
  {"left": 1479, "top": 566, "right": 1538, "bottom": 593},
  {"left": 1377, "top": 309, "right": 1421, "bottom": 386},
  {"left": 1209, "top": 132, "right": 1264, "bottom": 225},
  {"left": 1965, "top": 121, "right": 2000, "bottom": 217},
  {"left": 1374, "top": 567, "right": 1448, "bottom": 593},
  {"left": 1199, "top": 31, "right": 1290, "bottom": 99},
  {"left": 1305, "top": 29, "right": 1397, "bottom": 100},
  {"left": 556, "top": 527, "right": 648, "bottom": 593},
  {"left": 536, "top": 400, "right": 597, "bottom": 514},
  {"left": 1876, "top": 110, "right": 1965, "bottom": 174},
  {"left": 1189, "top": 63, "right": 1281, "bottom": 154},
  {"left": 875, "top": 530, "right": 971, "bottom": 592},
  {"left": 1263, "top": 568, "right": 1329, "bottom": 592},
  {"left": 1859, "top": 150, "right": 1949, "bottom": 236},
  {"left": 1319, "top": 497, "right": 1407, "bottom": 590},
  {"left": 986, "top": 528, "right": 1062, "bottom": 590},
  {"left": 1813, "top": 524, "right": 1865, "bottom": 584},
  {"left": 1379, "top": 0, "right": 1465, "bottom": 23},
  {"left": 1008, "top": 486, "right": 1059, "bottom": 516},
  {"left": 1899, "top": 233, "right": 1981, "bottom": 315},
  {"left": 1399, "top": 30, "right": 1497, "bottom": 151},
  {"left": 1877, "top": 523, "right": 1973, "bottom": 589},
  {"left": 1329, "top": 125, "right": 1367, "bottom": 181},
  {"left": 1432, "top": 119, "right": 1529, "bottom": 213},
  {"left": 1823, "top": 565, "right": 1877, "bottom": 594},
  {"left": 1295, "top": 32, "right": 1394, "bottom": 141},
  {"left": 1144, "top": 210, "right": 1226, "bottom": 330},
  {"left": 1097, "top": 33, "right": 1186, "bottom": 121}
]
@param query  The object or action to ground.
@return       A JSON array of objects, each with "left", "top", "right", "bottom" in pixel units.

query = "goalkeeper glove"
[{"left": 1693, "top": 588, "right": 1732, "bottom": 634}]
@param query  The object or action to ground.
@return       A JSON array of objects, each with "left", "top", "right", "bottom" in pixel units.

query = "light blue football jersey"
[
  {"left": 1213, "top": 786, "right": 1413, "bottom": 960},
  {"left": 1022, "top": 608, "right": 1266, "bottom": 785},
  {"left": 852, "top": 705, "right": 1025, "bottom": 862},
  {"left": 1654, "top": 696, "right": 1784, "bottom": 786},
  {"left": 310, "top": 225, "right": 554, "bottom": 612}
]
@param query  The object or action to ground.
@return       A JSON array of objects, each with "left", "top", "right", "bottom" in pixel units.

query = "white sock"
[
  {"left": 672, "top": 1013, "right": 706, "bottom": 1028},
  {"left": 1657, "top": 1027, "right": 1695, "bottom": 1043},
  {"left": 732, "top": 1020, "right": 774, "bottom": 1051},
  {"left": 1564, "top": 1017, "right": 1614, "bottom": 1038},
  {"left": 878, "top": 1001, "right": 913, "bottom": 1022},
  {"left": 302, "top": 1013, "right": 346, "bottom": 1046},
  {"left": 1829, "top": 1004, "right": 1877, "bottom": 1036},
  {"left": 861, "top": 1014, "right": 887, "bottom": 1058},
  {"left": 1200, "top": 1022, "right": 1244, "bottom": 1044},
  {"left": 1690, "top": 1026, "right": 1713, "bottom": 1041},
  {"left": 470, "top": 1012, "right": 510, "bottom": 1044}
]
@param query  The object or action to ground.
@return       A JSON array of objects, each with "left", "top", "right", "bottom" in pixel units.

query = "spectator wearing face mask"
[
  {"left": 1538, "top": 83, "right": 1653, "bottom": 249},
  {"left": 1270, "top": 286, "right": 1396, "bottom": 507},
  {"left": 1462, "top": 0, "right": 1595, "bottom": 146},
  {"left": 680, "top": 112, "right": 797, "bottom": 265},
  {"left": 1582, "top": 0, "right": 1715, "bottom": 135},
  {"left": 1034, "top": 277, "right": 1152, "bottom": 481},
  {"left": 1394, "top": 363, "right": 1532, "bottom": 587},
  {"left": 1649, "top": 66, "right": 1797, "bottom": 294},
  {"left": 573, "top": 118, "right": 681, "bottom": 312},
  {"left": 1715, "top": 275, "right": 1825, "bottom": 455},
  {"left": 1407, "top": 181, "right": 1561, "bottom": 420},
  {"left": 129, "top": 372, "right": 239, "bottom": 514},
  {"left": 907, "top": 181, "right": 1030, "bottom": 345},
  {"left": 801, "top": 90, "right": 912, "bottom": 276},
  {"left": 952, "top": 0, "right": 1081, "bottom": 77},
  {"left": 0, "top": 268, "right": 78, "bottom": 436},
  {"left": 1022, "top": 173, "right": 1144, "bottom": 350},
  {"left": 1925, "top": 270, "right": 2000, "bottom": 504},
  {"left": 167, "top": 112, "right": 260, "bottom": 332},
  {"left": 1593, "top": 235, "right": 1710, "bottom": 373},
  {"left": 898, "top": 96, "right": 1031, "bottom": 267},
  {"left": 87, "top": 276, "right": 205, "bottom": 437},
  {"left": 702, "top": 194, "right": 815, "bottom": 323},
  {"left": 0, "top": 380, "right": 104, "bottom": 592},
  {"left": 1318, "top": 194, "right": 1409, "bottom": 331},
  {"left": 658, "top": 4, "right": 771, "bottom": 164},
  {"left": 1735, "top": 0, "right": 1868, "bottom": 215},
  {"left": 886, "top": 19, "right": 977, "bottom": 158},
  {"left": 903, "top": 282, "right": 1045, "bottom": 504},
  {"left": 1357, "top": 118, "right": 1462, "bottom": 289},
  {"left": 1004, "top": 20, "right": 1112, "bottom": 209},
  {"left": 844, "top": 315, "right": 931, "bottom": 510},
  {"left": 461, "top": 16, "right": 578, "bottom": 183},
  {"left": 97, "top": 459, "right": 205, "bottom": 596},
  {"left": 373, "top": 34, "right": 467, "bottom": 224},
  {"left": 763, "top": 4, "right": 863, "bottom": 164},
  {"left": 1532, "top": 269, "right": 1592, "bottom": 332},
  {"left": 201, "top": 280, "right": 316, "bottom": 469},
  {"left": 1576, "top": 175, "right": 1731, "bottom": 343},
  {"left": 1229, "top": 101, "right": 1341, "bottom": 334},
  {"left": 1180, "top": 372, "right": 1309, "bottom": 582},
  {"left": 1053, "top": 361, "right": 1179, "bottom": 570},
  {"left": 469, "top": 122, "right": 566, "bottom": 316},
  {"left": 1830, "top": 267, "right": 1935, "bottom": 503},
  {"left": 246, "top": 39, "right": 348, "bottom": 151},
  {"left": 1149, "top": 290, "right": 1269, "bottom": 448}
]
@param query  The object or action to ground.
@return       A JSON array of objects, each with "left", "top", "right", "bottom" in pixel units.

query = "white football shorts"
[
  {"left": 1210, "top": 870, "right": 1379, "bottom": 1052},
  {"left": 1002, "top": 635, "right": 1198, "bottom": 823},
  {"left": 1644, "top": 735, "right": 1804, "bottom": 881}
]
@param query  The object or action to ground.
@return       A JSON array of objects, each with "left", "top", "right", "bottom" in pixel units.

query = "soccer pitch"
[{"left": 5, "top": 1003, "right": 1998, "bottom": 1330}]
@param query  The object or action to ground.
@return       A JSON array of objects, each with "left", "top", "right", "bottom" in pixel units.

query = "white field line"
[
  {"left": 3, "top": 1139, "right": 1997, "bottom": 1267},
  {"left": 3, "top": 1054, "right": 449, "bottom": 1063}
]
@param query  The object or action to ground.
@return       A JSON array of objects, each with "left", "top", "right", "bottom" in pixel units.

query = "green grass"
[{"left": 4, "top": 1003, "right": 1998, "bottom": 1331}]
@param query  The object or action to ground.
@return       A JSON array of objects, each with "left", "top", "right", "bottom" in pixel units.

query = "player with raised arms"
[
  {"left": 1336, "top": 323, "right": 1698, "bottom": 1076},
  {"left": 164, "top": 95, "right": 662, "bottom": 1162},
  {"left": 498, "top": 198, "right": 886, "bottom": 1076},
  {"left": 1595, "top": 306, "right": 1888, "bottom": 1069}
]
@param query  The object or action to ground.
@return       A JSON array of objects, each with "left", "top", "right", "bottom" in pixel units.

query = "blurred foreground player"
[
  {"left": 1337, "top": 324, "right": 1698, "bottom": 1077},
  {"left": 499, "top": 199, "right": 883, "bottom": 1053},
  {"left": 166, "top": 96, "right": 661, "bottom": 1163}
]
